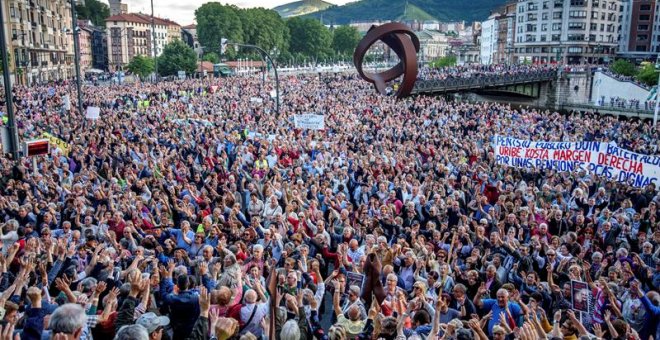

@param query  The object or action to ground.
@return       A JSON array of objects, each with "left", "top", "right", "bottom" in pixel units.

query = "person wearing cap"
[{"left": 137, "top": 312, "right": 170, "bottom": 340}]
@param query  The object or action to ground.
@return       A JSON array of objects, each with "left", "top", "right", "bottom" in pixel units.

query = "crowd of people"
[
  {"left": 0, "top": 66, "right": 659, "bottom": 340},
  {"left": 418, "top": 64, "right": 558, "bottom": 81}
]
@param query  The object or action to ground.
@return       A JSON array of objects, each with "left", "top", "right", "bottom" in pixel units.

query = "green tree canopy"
[
  {"left": 636, "top": 64, "right": 658, "bottom": 86},
  {"left": 610, "top": 59, "right": 637, "bottom": 77},
  {"left": 157, "top": 40, "right": 197, "bottom": 76},
  {"left": 429, "top": 55, "right": 456, "bottom": 68},
  {"left": 127, "top": 55, "right": 155, "bottom": 80},
  {"left": 195, "top": 3, "right": 244, "bottom": 57},
  {"left": 332, "top": 25, "right": 361, "bottom": 55},
  {"left": 287, "top": 17, "right": 332, "bottom": 57},
  {"left": 76, "top": 0, "right": 110, "bottom": 27},
  {"left": 240, "top": 8, "right": 290, "bottom": 55},
  {"left": 202, "top": 52, "right": 220, "bottom": 64}
]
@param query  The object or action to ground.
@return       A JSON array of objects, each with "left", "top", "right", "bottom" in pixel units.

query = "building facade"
[
  {"left": 513, "top": 0, "right": 621, "bottom": 64},
  {"left": 481, "top": 16, "right": 499, "bottom": 64},
  {"left": 91, "top": 27, "right": 108, "bottom": 71},
  {"left": 105, "top": 13, "right": 179, "bottom": 70},
  {"left": 618, "top": 0, "right": 658, "bottom": 60},
  {"left": 3, "top": 0, "right": 75, "bottom": 85},
  {"left": 78, "top": 21, "right": 93, "bottom": 73},
  {"left": 417, "top": 30, "right": 450, "bottom": 62}
]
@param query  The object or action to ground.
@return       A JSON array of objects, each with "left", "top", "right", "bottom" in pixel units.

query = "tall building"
[
  {"left": 90, "top": 26, "right": 108, "bottom": 71},
  {"left": 481, "top": 3, "right": 517, "bottom": 64},
  {"left": 618, "top": 0, "right": 657, "bottom": 60},
  {"left": 105, "top": 13, "right": 179, "bottom": 71},
  {"left": 2, "top": 0, "right": 75, "bottom": 85},
  {"left": 513, "top": 0, "right": 621, "bottom": 64}
]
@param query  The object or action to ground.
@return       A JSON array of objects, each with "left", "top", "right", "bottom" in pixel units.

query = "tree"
[
  {"left": 610, "top": 59, "right": 637, "bottom": 77},
  {"left": 429, "top": 55, "right": 457, "bottom": 68},
  {"left": 287, "top": 17, "right": 332, "bottom": 57},
  {"left": 76, "top": 0, "right": 110, "bottom": 27},
  {"left": 240, "top": 8, "right": 290, "bottom": 55},
  {"left": 636, "top": 63, "right": 658, "bottom": 86},
  {"left": 332, "top": 25, "right": 361, "bottom": 55},
  {"left": 157, "top": 40, "right": 197, "bottom": 76},
  {"left": 127, "top": 55, "right": 154, "bottom": 80},
  {"left": 202, "top": 52, "right": 220, "bottom": 64},
  {"left": 195, "top": 3, "right": 244, "bottom": 57}
]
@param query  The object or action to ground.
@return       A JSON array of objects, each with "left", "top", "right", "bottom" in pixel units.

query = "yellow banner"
[{"left": 41, "top": 132, "right": 70, "bottom": 156}]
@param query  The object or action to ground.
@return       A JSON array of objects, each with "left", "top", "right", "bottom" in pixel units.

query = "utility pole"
[
  {"left": 151, "top": 0, "right": 158, "bottom": 82},
  {"left": 70, "top": 0, "right": 84, "bottom": 116},
  {"left": 0, "top": 3, "right": 20, "bottom": 160}
]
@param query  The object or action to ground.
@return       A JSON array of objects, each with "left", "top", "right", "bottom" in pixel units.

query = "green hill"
[
  {"left": 274, "top": 0, "right": 334, "bottom": 18},
  {"left": 305, "top": 0, "right": 508, "bottom": 23}
]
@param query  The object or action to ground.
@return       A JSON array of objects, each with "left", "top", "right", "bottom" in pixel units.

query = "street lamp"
[
  {"left": 653, "top": 56, "right": 660, "bottom": 126},
  {"left": 69, "top": 0, "right": 84, "bottom": 117},
  {"left": 225, "top": 42, "right": 280, "bottom": 115}
]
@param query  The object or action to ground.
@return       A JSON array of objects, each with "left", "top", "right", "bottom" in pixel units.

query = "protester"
[{"left": 0, "top": 65, "right": 658, "bottom": 340}]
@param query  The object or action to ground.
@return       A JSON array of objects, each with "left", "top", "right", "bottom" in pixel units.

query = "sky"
[{"left": 109, "top": 0, "right": 356, "bottom": 26}]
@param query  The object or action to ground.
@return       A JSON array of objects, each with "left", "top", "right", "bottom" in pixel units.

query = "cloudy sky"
[{"left": 109, "top": 0, "right": 356, "bottom": 26}]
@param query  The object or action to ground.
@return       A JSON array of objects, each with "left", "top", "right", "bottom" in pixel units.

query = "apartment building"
[
  {"left": 513, "top": 0, "right": 621, "bottom": 64},
  {"left": 105, "top": 13, "right": 179, "bottom": 71},
  {"left": 2, "top": 0, "right": 75, "bottom": 85}
]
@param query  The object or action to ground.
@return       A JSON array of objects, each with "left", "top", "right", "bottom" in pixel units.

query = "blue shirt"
[
  {"left": 169, "top": 228, "right": 195, "bottom": 251},
  {"left": 482, "top": 299, "right": 522, "bottom": 335}
]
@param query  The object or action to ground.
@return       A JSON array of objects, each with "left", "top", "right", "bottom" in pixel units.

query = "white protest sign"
[
  {"left": 63, "top": 95, "right": 71, "bottom": 110},
  {"left": 493, "top": 135, "right": 660, "bottom": 187},
  {"left": 250, "top": 97, "right": 263, "bottom": 104},
  {"left": 85, "top": 106, "right": 100, "bottom": 119},
  {"left": 294, "top": 114, "right": 325, "bottom": 130}
]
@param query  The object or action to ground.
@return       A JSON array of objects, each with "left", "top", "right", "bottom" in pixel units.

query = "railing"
[
  {"left": 560, "top": 103, "right": 654, "bottom": 118},
  {"left": 413, "top": 70, "right": 558, "bottom": 94}
]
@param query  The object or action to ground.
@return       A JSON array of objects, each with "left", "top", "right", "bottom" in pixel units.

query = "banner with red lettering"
[{"left": 493, "top": 136, "right": 660, "bottom": 187}]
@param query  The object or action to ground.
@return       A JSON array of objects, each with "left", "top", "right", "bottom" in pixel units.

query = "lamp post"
[
  {"left": 226, "top": 42, "right": 280, "bottom": 115},
  {"left": 70, "top": 0, "right": 84, "bottom": 116},
  {"left": 0, "top": 3, "right": 19, "bottom": 160},
  {"left": 653, "top": 56, "right": 660, "bottom": 126},
  {"left": 151, "top": 0, "right": 158, "bottom": 82}
]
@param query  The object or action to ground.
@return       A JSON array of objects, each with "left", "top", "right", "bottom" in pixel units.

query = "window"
[
  {"left": 636, "top": 45, "right": 647, "bottom": 51},
  {"left": 591, "top": 11, "right": 599, "bottom": 19},
  {"left": 541, "top": 35, "right": 547, "bottom": 41},
  {"left": 640, "top": 14, "right": 650, "bottom": 21},
  {"left": 569, "top": 10, "right": 587, "bottom": 18},
  {"left": 528, "top": 13, "right": 538, "bottom": 20},
  {"left": 552, "top": 34, "right": 561, "bottom": 41},
  {"left": 10, "top": 5, "right": 15, "bottom": 18},
  {"left": 569, "top": 22, "right": 586, "bottom": 29},
  {"left": 568, "top": 47, "right": 583, "bottom": 53},
  {"left": 641, "top": 4, "right": 651, "bottom": 10},
  {"left": 567, "top": 33, "right": 585, "bottom": 40},
  {"left": 553, "top": 23, "right": 562, "bottom": 30},
  {"left": 553, "top": 11, "right": 563, "bottom": 19},
  {"left": 638, "top": 34, "right": 648, "bottom": 41},
  {"left": 639, "top": 24, "right": 649, "bottom": 30},
  {"left": 543, "top": 1, "right": 549, "bottom": 8},
  {"left": 541, "top": 23, "right": 548, "bottom": 31},
  {"left": 542, "top": 13, "right": 549, "bottom": 19},
  {"left": 590, "top": 23, "right": 597, "bottom": 30}
]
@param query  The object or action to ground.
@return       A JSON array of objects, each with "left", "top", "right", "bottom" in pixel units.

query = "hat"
[{"left": 137, "top": 312, "right": 170, "bottom": 333}]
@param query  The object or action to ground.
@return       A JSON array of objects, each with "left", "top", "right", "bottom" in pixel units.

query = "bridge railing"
[{"left": 413, "top": 70, "right": 558, "bottom": 94}]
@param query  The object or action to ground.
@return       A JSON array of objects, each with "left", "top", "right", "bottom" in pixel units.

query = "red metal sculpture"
[{"left": 353, "top": 23, "right": 420, "bottom": 98}]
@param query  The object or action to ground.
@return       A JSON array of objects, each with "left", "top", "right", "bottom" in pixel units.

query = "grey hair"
[
  {"left": 49, "top": 303, "right": 87, "bottom": 334},
  {"left": 114, "top": 324, "right": 149, "bottom": 340},
  {"left": 5, "top": 219, "right": 19, "bottom": 230},
  {"left": 252, "top": 244, "right": 264, "bottom": 252},
  {"left": 80, "top": 277, "right": 98, "bottom": 293},
  {"left": 280, "top": 320, "right": 300, "bottom": 340}
]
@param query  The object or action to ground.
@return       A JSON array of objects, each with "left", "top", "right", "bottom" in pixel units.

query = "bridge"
[{"left": 412, "top": 70, "right": 558, "bottom": 97}]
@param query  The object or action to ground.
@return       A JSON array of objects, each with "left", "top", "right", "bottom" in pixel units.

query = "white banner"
[
  {"left": 294, "top": 114, "right": 325, "bottom": 130},
  {"left": 250, "top": 97, "right": 263, "bottom": 104},
  {"left": 85, "top": 106, "right": 100, "bottom": 119},
  {"left": 63, "top": 95, "right": 71, "bottom": 110},
  {"left": 493, "top": 136, "right": 660, "bottom": 187}
]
